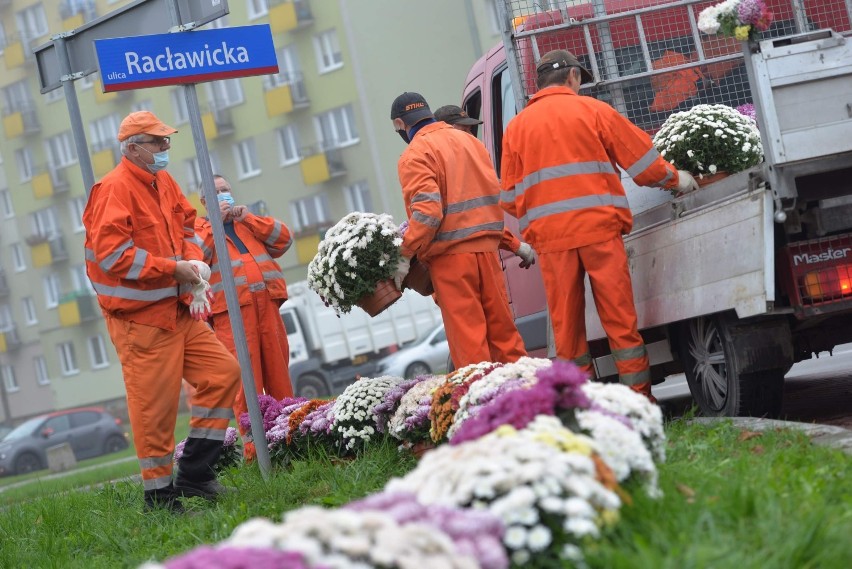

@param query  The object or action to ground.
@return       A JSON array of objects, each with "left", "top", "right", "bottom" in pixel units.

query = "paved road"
[{"left": 655, "top": 343, "right": 852, "bottom": 428}]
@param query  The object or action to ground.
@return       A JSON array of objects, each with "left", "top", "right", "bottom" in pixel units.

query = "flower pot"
[
  {"left": 356, "top": 279, "right": 402, "bottom": 317},
  {"left": 410, "top": 440, "right": 436, "bottom": 459},
  {"left": 402, "top": 257, "right": 434, "bottom": 297},
  {"left": 696, "top": 171, "right": 730, "bottom": 187}
]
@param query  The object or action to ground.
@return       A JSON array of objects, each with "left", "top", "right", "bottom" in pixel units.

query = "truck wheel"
[
  {"left": 681, "top": 315, "right": 784, "bottom": 418},
  {"left": 405, "top": 362, "right": 431, "bottom": 379},
  {"left": 297, "top": 374, "right": 330, "bottom": 399},
  {"left": 15, "top": 453, "right": 42, "bottom": 476}
]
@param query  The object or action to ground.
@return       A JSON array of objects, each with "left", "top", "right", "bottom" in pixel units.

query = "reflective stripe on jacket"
[
  {"left": 83, "top": 157, "right": 203, "bottom": 330},
  {"left": 500, "top": 86, "right": 680, "bottom": 252},
  {"left": 398, "top": 122, "right": 503, "bottom": 261},
  {"left": 193, "top": 214, "right": 292, "bottom": 314}
]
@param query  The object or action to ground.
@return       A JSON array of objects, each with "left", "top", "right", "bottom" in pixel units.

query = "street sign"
[
  {"left": 33, "top": 0, "right": 229, "bottom": 93},
  {"left": 94, "top": 25, "right": 278, "bottom": 92}
]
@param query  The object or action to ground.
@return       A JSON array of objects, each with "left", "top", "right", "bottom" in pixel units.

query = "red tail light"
[{"left": 114, "top": 417, "right": 123, "bottom": 426}]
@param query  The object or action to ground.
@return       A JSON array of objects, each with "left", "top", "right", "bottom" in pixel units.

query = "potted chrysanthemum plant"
[
  {"left": 308, "top": 212, "right": 403, "bottom": 316},
  {"left": 697, "top": 0, "right": 774, "bottom": 42},
  {"left": 652, "top": 103, "right": 763, "bottom": 190}
]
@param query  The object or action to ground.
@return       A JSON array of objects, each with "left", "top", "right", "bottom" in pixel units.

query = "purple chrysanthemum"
[
  {"left": 163, "top": 546, "right": 317, "bottom": 569},
  {"left": 298, "top": 401, "right": 335, "bottom": 436},
  {"left": 374, "top": 377, "right": 421, "bottom": 433}
]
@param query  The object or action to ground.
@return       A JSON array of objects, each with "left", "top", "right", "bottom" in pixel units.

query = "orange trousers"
[
  {"left": 211, "top": 288, "right": 294, "bottom": 436},
  {"left": 105, "top": 310, "right": 240, "bottom": 491},
  {"left": 538, "top": 236, "right": 650, "bottom": 386},
  {"left": 429, "top": 251, "right": 527, "bottom": 368}
]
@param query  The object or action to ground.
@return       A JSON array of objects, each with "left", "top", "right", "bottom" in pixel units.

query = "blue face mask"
[
  {"left": 217, "top": 192, "right": 235, "bottom": 208},
  {"left": 137, "top": 145, "right": 169, "bottom": 173}
]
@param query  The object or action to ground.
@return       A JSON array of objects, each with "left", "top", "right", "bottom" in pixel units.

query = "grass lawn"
[{"left": 0, "top": 419, "right": 849, "bottom": 568}]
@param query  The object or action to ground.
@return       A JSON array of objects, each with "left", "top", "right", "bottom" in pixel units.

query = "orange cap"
[{"left": 117, "top": 111, "right": 178, "bottom": 142}]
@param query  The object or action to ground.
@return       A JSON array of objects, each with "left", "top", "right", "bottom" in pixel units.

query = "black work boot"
[
  {"left": 174, "top": 437, "right": 232, "bottom": 501},
  {"left": 144, "top": 485, "right": 185, "bottom": 514}
]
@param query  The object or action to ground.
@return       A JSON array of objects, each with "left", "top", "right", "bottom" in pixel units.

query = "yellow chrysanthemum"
[
  {"left": 494, "top": 424, "right": 518, "bottom": 437},
  {"left": 734, "top": 25, "right": 751, "bottom": 41},
  {"left": 599, "top": 509, "right": 621, "bottom": 527},
  {"left": 531, "top": 429, "right": 593, "bottom": 456}
]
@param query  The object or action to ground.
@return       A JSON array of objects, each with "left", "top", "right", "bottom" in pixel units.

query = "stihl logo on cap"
[{"left": 405, "top": 102, "right": 425, "bottom": 111}]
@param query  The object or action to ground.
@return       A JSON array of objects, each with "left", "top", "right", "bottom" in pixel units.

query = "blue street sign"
[{"left": 94, "top": 24, "right": 278, "bottom": 92}]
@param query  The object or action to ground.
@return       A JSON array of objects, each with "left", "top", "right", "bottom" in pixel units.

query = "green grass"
[{"left": 0, "top": 420, "right": 850, "bottom": 569}]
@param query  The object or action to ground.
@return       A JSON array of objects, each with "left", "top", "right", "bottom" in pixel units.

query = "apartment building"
[{"left": 0, "top": 0, "right": 504, "bottom": 425}]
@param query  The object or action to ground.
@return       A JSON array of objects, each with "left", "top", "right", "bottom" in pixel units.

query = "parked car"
[
  {"left": 375, "top": 323, "right": 450, "bottom": 379},
  {"left": 0, "top": 407, "right": 129, "bottom": 476},
  {"left": 0, "top": 426, "right": 12, "bottom": 442}
]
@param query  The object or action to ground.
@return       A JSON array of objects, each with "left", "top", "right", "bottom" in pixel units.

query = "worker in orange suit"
[
  {"left": 83, "top": 111, "right": 241, "bottom": 513},
  {"left": 500, "top": 51, "right": 699, "bottom": 402},
  {"left": 194, "top": 174, "right": 295, "bottom": 460},
  {"left": 390, "top": 92, "right": 527, "bottom": 368},
  {"left": 648, "top": 50, "right": 704, "bottom": 113}
]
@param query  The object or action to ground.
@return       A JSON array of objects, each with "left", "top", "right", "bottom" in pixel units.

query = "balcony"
[
  {"left": 0, "top": 326, "right": 22, "bottom": 353},
  {"left": 60, "top": 0, "right": 96, "bottom": 30},
  {"left": 2, "top": 33, "right": 36, "bottom": 69},
  {"left": 26, "top": 234, "right": 69, "bottom": 268},
  {"left": 300, "top": 144, "right": 346, "bottom": 186},
  {"left": 201, "top": 103, "right": 235, "bottom": 139},
  {"left": 92, "top": 143, "right": 121, "bottom": 178},
  {"left": 269, "top": 0, "right": 313, "bottom": 33},
  {"left": 0, "top": 269, "right": 8, "bottom": 297},
  {"left": 264, "top": 72, "right": 309, "bottom": 116},
  {"left": 32, "top": 167, "right": 71, "bottom": 199},
  {"left": 2, "top": 103, "right": 40, "bottom": 139},
  {"left": 58, "top": 291, "right": 99, "bottom": 327}
]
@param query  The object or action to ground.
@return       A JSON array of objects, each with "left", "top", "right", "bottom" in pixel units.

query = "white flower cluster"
[
  {"left": 386, "top": 432, "right": 620, "bottom": 565},
  {"left": 226, "top": 510, "right": 479, "bottom": 569},
  {"left": 652, "top": 104, "right": 763, "bottom": 177},
  {"left": 332, "top": 375, "right": 404, "bottom": 451},
  {"left": 308, "top": 212, "right": 403, "bottom": 314},
  {"left": 448, "top": 357, "right": 551, "bottom": 439},
  {"left": 388, "top": 375, "right": 445, "bottom": 439},
  {"left": 582, "top": 382, "right": 667, "bottom": 462},
  {"left": 697, "top": 0, "right": 739, "bottom": 34}
]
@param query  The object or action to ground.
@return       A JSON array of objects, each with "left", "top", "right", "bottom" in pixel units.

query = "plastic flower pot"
[
  {"left": 357, "top": 278, "right": 402, "bottom": 317},
  {"left": 696, "top": 171, "right": 730, "bottom": 187},
  {"left": 402, "top": 257, "right": 434, "bottom": 297}
]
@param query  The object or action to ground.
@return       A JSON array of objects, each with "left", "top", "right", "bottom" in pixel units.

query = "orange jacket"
[
  {"left": 83, "top": 157, "right": 203, "bottom": 330},
  {"left": 499, "top": 228, "right": 521, "bottom": 253},
  {"left": 398, "top": 122, "right": 503, "bottom": 261},
  {"left": 193, "top": 214, "right": 292, "bottom": 314},
  {"left": 500, "top": 86, "right": 680, "bottom": 252},
  {"left": 649, "top": 50, "right": 703, "bottom": 112}
]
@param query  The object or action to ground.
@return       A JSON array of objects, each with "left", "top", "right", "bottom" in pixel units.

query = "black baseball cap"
[
  {"left": 390, "top": 92, "right": 433, "bottom": 124},
  {"left": 434, "top": 105, "right": 483, "bottom": 126},
  {"left": 536, "top": 50, "right": 594, "bottom": 84}
]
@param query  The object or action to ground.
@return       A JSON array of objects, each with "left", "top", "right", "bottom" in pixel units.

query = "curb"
[{"left": 691, "top": 417, "right": 852, "bottom": 456}]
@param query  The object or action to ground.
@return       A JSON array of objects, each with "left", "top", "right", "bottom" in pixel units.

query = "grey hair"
[{"left": 120, "top": 134, "right": 147, "bottom": 156}]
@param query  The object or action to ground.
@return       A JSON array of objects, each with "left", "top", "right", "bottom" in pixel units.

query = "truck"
[
  {"left": 468, "top": 0, "right": 852, "bottom": 417},
  {"left": 281, "top": 281, "right": 443, "bottom": 398}
]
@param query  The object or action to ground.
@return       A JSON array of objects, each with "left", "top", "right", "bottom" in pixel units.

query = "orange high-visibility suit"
[
  {"left": 500, "top": 86, "right": 681, "bottom": 388},
  {"left": 83, "top": 157, "right": 240, "bottom": 494},
  {"left": 399, "top": 121, "right": 526, "bottom": 368},
  {"left": 194, "top": 213, "right": 294, "bottom": 446}
]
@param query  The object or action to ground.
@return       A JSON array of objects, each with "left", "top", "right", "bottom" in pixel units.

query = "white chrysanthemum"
[{"left": 332, "top": 375, "right": 404, "bottom": 451}]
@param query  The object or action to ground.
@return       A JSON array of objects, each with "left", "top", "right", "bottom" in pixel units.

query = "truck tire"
[
  {"left": 680, "top": 314, "right": 785, "bottom": 418},
  {"left": 296, "top": 374, "right": 330, "bottom": 399}
]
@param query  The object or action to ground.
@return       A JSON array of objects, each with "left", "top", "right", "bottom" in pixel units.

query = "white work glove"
[
  {"left": 393, "top": 256, "right": 411, "bottom": 291},
  {"left": 516, "top": 242, "right": 536, "bottom": 269},
  {"left": 187, "top": 260, "right": 211, "bottom": 282},
  {"left": 188, "top": 280, "right": 214, "bottom": 321},
  {"left": 675, "top": 170, "right": 700, "bottom": 195}
]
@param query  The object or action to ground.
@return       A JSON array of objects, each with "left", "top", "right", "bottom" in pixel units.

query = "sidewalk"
[{"left": 0, "top": 455, "right": 139, "bottom": 494}]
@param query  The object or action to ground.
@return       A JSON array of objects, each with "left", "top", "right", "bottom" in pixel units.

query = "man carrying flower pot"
[
  {"left": 390, "top": 92, "right": 527, "bottom": 368},
  {"left": 194, "top": 174, "right": 295, "bottom": 460},
  {"left": 499, "top": 50, "right": 700, "bottom": 403}
]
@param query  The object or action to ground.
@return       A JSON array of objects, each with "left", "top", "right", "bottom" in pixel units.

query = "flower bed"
[{"left": 148, "top": 359, "right": 666, "bottom": 569}]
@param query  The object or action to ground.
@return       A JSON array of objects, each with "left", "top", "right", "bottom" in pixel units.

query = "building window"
[
  {"left": 247, "top": 0, "right": 268, "bottom": 20},
  {"left": 15, "top": 3, "right": 49, "bottom": 41},
  {"left": 1, "top": 365, "right": 18, "bottom": 393},
  {"left": 171, "top": 89, "right": 190, "bottom": 124},
  {"left": 290, "top": 194, "right": 330, "bottom": 233},
  {"left": 11, "top": 243, "right": 26, "bottom": 272},
  {"left": 2, "top": 80, "right": 30, "bottom": 114},
  {"left": 89, "top": 114, "right": 120, "bottom": 152},
  {"left": 15, "top": 147, "right": 34, "bottom": 182},
  {"left": 44, "top": 88, "right": 64, "bottom": 104},
  {"left": 45, "top": 131, "right": 78, "bottom": 169},
  {"left": 22, "top": 297, "right": 38, "bottom": 326},
  {"left": 68, "top": 197, "right": 86, "bottom": 233},
  {"left": 79, "top": 73, "right": 94, "bottom": 90},
  {"left": 313, "top": 29, "right": 343, "bottom": 74},
  {"left": 0, "top": 189, "right": 13, "bottom": 218},
  {"left": 0, "top": 304, "right": 11, "bottom": 330},
  {"left": 184, "top": 152, "right": 221, "bottom": 193},
  {"left": 31, "top": 206, "right": 60, "bottom": 238},
  {"left": 34, "top": 356, "right": 50, "bottom": 385},
  {"left": 132, "top": 99, "right": 153, "bottom": 112},
  {"left": 71, "top": 264, "right": 95, "bottom": 296},
  {"left": 233, "top": 138, "right": 261, "bottom": 180},
  {"left": 314, "top": 105, "right": 359, "bottom": 149},
  {"left": 58, "top": 341, "right": 79, "bottom": 376},
  {"left": 266, "top": 44, "right": 302, "bottom": 88},
  {"left": 87, "top": 335, "right": 110, "bottom": 369},
  {"left": 277, "top": 125, "right": 301, "bottom": 166},
  {"left": 206, "top": 79, "right": 244, "bottom": 110},
  {"left": 344, "top": 181, "right": 373, "bottom": 213},
  {"left": 44, "top": 273, "right": 61, "bottom": 309}
]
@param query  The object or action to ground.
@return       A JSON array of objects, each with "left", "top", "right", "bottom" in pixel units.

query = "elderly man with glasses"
[{"left": 83, "top": 111, "right": 241, "bottom": 513}]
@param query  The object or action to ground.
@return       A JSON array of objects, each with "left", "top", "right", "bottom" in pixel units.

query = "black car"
[{"left": 0, "top": 407, "right": 128, "bottom": 476}]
